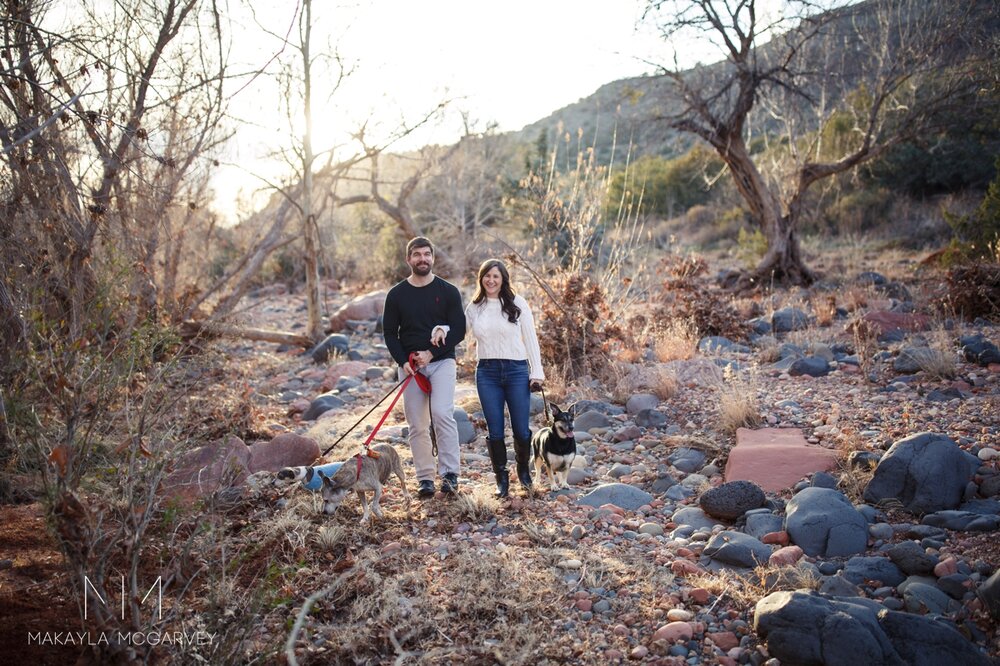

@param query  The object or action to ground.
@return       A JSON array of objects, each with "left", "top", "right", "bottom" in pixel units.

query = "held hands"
[{"left": 430, "top": 327, "right": 446, "bottom": 347}]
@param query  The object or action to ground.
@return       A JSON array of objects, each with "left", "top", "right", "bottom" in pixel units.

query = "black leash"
[
  {"left": 320, "top": 376, "right": 407, "bottom": 458},
  {"left": 536, "top": 383, "right": 552, "bottom": 426}
]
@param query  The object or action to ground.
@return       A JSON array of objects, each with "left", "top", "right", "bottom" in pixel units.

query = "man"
[{"left": 382, "top": 237, "right": 466, "bottom": 497}]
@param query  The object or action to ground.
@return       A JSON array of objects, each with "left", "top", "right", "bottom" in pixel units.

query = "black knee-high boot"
[
  {"left": 486, "top": 438, "right": 509, "bottom": 498},
  {"left": 513, "top": 435, "right": 533, "bottom": 488}
]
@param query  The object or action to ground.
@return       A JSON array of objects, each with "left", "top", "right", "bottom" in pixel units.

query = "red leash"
[
  {"left": 352, "top": 352, "right": 431, "bottom": 479},
  {"left": 320, "top": 353, "right": 431, "bottom": 459}
]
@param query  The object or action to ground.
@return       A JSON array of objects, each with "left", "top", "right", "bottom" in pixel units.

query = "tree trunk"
[
  {"left": 749, "top": 214, "right": 816, "bottom": 287},
  {"left": 715, "top": 137, "right": 816, "bottom": 289},
  {"left": 300, "top": 0, "right": 324, "bottom": 342},
  {"left": 179, "top": 321, "right": 313, "bottom": 347}
]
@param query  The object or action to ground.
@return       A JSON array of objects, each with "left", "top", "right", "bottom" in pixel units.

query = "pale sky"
[{"left": 214, "top": 0, "right": 688, "bottom": 220}]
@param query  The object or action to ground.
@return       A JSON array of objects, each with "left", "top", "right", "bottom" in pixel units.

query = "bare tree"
[
  {"left": 1, "top": 1, "right": 232, "bottom": 662},
  {"left": 641, "top": 0, "right": 999, "bottom": 287},
  {"left": 1, "top": 0, "right": 227, "bottom": 339},
  {"left": 418, "top": 117, "right": 511, "bottom": 241},
  {"left": 331, "top": 142, "right": 461, "bottom": 278}
]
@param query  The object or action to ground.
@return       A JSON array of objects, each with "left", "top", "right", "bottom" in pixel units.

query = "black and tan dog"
[
  {"left": 320, "top": 443, "right": 411, "bottom": 523},
  {"left": 531, "top": 404, "right": 576, "bottom": 491}
]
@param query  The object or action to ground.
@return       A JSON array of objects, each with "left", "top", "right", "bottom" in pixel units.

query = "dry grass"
[
  {"left": 755, "top": 339, "right": 782, "bottom": 364},
  {"left": 311, "top": 543, "right": 564, "bottom": 663},
  {"left": 715, "top": 366, "right": 762, "bottom": 436},
  {"left": 654, "top": 318, "right": 700, "bottom": 361},
  {"left": 608, "top": 361, "right": 679, "bottom": 403},
  {"left": 687, "top": 563, "right": 821, "bottom": 612},
  {"left": 838, "top": 464, "right": 876, "bottom": 503},
  {"left": 452, "top": 485, "right": 501, "bottom": 520},
  {"left": 917, "top": 326, "right": 959, "bottom": 380},
  {"left": 756, "top": 563, "right": 822, "bottom": 596},
  {"left": 904, "top": 346, "right": 956, "bottom": 380},
  {"left": 851, "top": 317, "right": 881, "bottom": 382},
  {"left": 686, "top": 569, "right": 761, "bottom": 609},
  {"left": 841, "top": 284, "right": 875, "bottom": 313},
  {"left": 314, "top": 525, "right": 347, "bottom": 551},
  {"left": 812, "top": 293, "right": 838, "bottom": 327}
]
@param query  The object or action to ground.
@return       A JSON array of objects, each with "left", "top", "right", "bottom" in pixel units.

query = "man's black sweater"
[{"left": 382, "top": 276, "right": 466, "bottom": 366}]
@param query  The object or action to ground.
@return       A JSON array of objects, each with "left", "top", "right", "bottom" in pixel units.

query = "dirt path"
[{"left": 0, "top": 503, "right": 82, "bottom": 663}]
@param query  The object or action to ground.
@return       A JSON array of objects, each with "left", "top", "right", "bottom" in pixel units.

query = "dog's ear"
[
  {"left": 321, "top": 475, "right": 334, "bottom": 489},
  {"left": 549, "top": 403, "right": 562, "bottom": 415},
  {"left": 566, "top": 402, "right": 577, "bottom": 416}
]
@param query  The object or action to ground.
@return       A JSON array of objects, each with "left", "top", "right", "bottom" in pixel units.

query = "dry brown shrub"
[
  {"left": 615, "top": 345, "right": 644, "bottom": 363},
  {"left": 656, "top": 254, "right": 749, "bottom": 340},
  {"left": 936, "top": 262, "right": 1000, "bottom": 321},
  {"left": 851, "top": 317, "right": 881, "bottom": 382},
  {"left": 538, "top": 272, "right": 628, "bottom": 382},
  {"left": 841, "top": 284, "right": 873, "bottom": 312}
]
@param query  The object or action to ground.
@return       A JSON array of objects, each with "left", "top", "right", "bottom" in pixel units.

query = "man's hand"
[{"left": 411, "top": 350, "right": 433, "bottom": 368}]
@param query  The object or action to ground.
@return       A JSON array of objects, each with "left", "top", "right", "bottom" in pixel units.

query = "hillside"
[{"left": 513, "top": 0, "right": 998, "bottom": 166}]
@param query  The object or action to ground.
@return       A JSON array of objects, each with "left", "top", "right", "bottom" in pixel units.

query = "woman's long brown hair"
[{"left": 471, "top": 259, "right": 521, "bottom": 323}]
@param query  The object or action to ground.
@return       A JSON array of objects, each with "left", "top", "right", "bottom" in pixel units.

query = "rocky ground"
[
  {"left": 5, "top": 267, "right": 1000, "bottom": 665},
  {"left": 202, "top": 270, "right": 1000, "bottom": 665}
]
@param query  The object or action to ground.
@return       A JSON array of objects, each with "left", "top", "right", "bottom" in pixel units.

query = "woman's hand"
[
  {"left": 529, "top": 380, "right": 543, "bottom": 393},
  {"left": 430, "top": 327, "right": 447, "bottom": 347}
]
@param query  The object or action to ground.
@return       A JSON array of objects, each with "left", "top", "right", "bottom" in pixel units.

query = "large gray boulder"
[
  {"left": 702, "top": 530, "right": 772, "bottom": 568},
  {"left": 842, "top": 556, "right": 906, "bottom": 588},
  {"left": 786, "top": 487, "right": 868, "bottom": 557},
  {"left": 576, "top": 483, "right": 652, "bottom": 511},
  {"left": 302, "top": 392, "right": 346, "bottom": 420},
  {"left": 755, "top": 590, "right": 991, "bottom": 666},
  {"left": 309, "top": 334, "right": 350, "bottom": 363},
  {"left": 753, "top": 591, "right": 900, "bottom": 665},
  {"left": 863, "top": 432, "right": 980, "bottom": 514},
  {"left": 671, "top": 506, "right": 720, "bottom": 531}
]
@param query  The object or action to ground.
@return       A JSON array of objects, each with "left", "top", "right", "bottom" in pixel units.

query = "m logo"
[{"left": 84, "top": 576, "right": 163, "bottom": 620}]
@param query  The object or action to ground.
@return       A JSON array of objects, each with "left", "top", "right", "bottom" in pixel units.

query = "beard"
[{"left": 411, "top": 262, "right": 431, "bottom": 276}]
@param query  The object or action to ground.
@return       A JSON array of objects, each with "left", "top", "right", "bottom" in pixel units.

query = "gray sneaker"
[{"left": 440, "top": 473, "right": 459, "bottom": 494}]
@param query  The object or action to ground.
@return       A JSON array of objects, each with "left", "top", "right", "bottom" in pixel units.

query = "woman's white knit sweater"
[{"left": 465, "top": 295, "right": 545, "bottom": 380}]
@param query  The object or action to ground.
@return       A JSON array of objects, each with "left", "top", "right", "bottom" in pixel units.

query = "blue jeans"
[{"left": 476, "top": 359, "right": 531, "bottom": 442}]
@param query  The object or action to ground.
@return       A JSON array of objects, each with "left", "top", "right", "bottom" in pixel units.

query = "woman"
[{"left": 444, "top": 259, "right": 544, "bottom": 497}]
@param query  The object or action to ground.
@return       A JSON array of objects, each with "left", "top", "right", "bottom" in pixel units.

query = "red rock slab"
[
  {"left": 725, "top": 428, "right": 838, "bottom": 493},
  {"left": 249, "top": 433, "right": 320, "bottom": 473},
  {"left": 162, "top": 435, "right": 250, "bottom": 503},
  {"left": 853, "top": 310, "right": 931, "bottom": 337}
]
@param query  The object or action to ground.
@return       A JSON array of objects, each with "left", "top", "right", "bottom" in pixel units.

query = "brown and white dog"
[{"left": 320, "top": 443, "right": 411, "bottom": 523}]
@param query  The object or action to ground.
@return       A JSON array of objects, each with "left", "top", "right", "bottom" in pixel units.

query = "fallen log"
[{"left": 180, "top": 320, "right": 314, "bottom": 348}]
